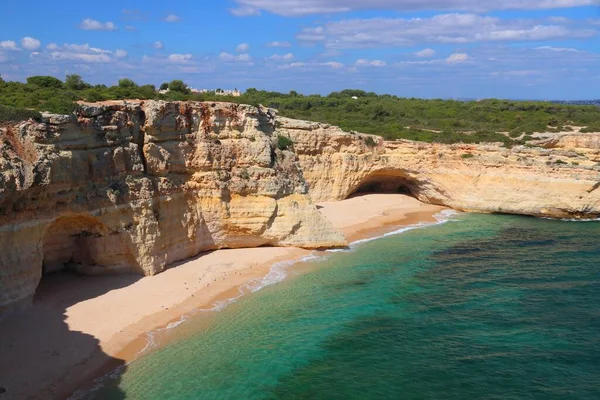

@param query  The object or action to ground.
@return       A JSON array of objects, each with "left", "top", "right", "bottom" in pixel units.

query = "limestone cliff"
[
  {"left": 0, "top": 101, "right": 345, "bottom": 316},
  {"left": 2, "top": 100, "right": 600, "bottom": 317},
  {"left": 280, "top": 117, "right": 600, "bottom": 217}
]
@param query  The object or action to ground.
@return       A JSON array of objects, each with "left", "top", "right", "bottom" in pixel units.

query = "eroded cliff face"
[
  {"left": 281, "top": 117, "right": 600, "bottom": 217},
  {"left": 2, "top": 100, "right": 600, "bottom": 317},
  {"left": 0, "top": 101, "right": 345, "bottom": 316}
]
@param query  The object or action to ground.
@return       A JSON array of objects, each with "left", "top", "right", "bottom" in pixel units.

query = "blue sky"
[{"left": 0, "top": 0, "right": 599, "bottom": 99}]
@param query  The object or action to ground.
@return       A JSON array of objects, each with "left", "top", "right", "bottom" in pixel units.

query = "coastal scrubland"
[{"left": 1, "top": 75, "right": 599, "bottom": 145}]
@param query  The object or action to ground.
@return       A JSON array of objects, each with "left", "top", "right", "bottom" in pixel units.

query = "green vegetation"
[
  {"left": 277, "top": 135, "right": 294, "bottom": 151},
  {"left": 364, "top": 136, "right": 378, "bottom": 147},
  {"left": 0, "top": 105, "right": 42, "bottom": 122},
  {"left": 461, "top": 153, "right": 475, "bottom": 159},
  {"left": 1, "top": 76, "right": 599, "bottom": 146}
]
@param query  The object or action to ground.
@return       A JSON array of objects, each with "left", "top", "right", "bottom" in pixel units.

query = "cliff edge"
[
  {"left": 2, "top": 100, "right": 600, "bottom": 317},
  {"left": 0, "top": 101, "right": 346, "bottom": 316}
]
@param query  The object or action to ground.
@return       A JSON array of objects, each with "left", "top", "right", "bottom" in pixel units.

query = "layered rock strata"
[
  {"left": 281, "top": 117, "right": 600, "bottom": 217},
  {"left": 2, "top": 100, "right": 600, "bottom": 317},
  {"left": 0, "top": 101, "right": 345, "bottom": 316}
]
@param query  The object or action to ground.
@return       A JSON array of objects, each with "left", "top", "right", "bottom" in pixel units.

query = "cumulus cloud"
[
  {"left": 166, "top": 53, "right": 192, "bottom": 63},
  {"left": 219, "top": 52, "right": 252, "bottom": 62},
  {"left": 297, "top": 14, "right": 596, "bottom": 48},
  {"left": 355, "top": 58, "right": 386, "bottom": 67},
  {"left": 236, "top": 43, "right": 250, "bottom": 53},
  {"left": 46, "top": 43, "right": 58, "bottom": 50},
  {"left": 230, "top": 6, "right": 261, "bottom": 16},
  {"left": 45, "top": 43, "right": 116, "bottom": 62},
  {"left": 267, "top": 41, "right": 292, "bottom": 47},
  {"left": 233, "top": 0, "right": 598, "bottom": 16},
  {"left": 21, "top": 37, "right": 41, "bottom": 51},
  {"left": 154, "top": 41, "right": 165, "bottom": 50},
  {"left": 266, "top": 53, "right": 295, "bottom": 60},
  {"left": 446, "top": 52, "right": 470, "bottom": 63},
  {"left": 0, "top": 40, "right": 19, "bottom": 51},
  {"left": 79, "top": 18, "right": 118, "bottom": 31},
  {"left": 115, "top": 49, "right": 128, "bottom": 58},
  {"left": 415, "top": 48, "right": 436, "bottom": 57},
  {"left": 163, "top": 14, "right": 181, "bottom": 22}
]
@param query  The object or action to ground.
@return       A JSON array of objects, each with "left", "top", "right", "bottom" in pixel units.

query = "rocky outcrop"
[
  {"left": 0, "top": 101, "right": 345, "bottom": 317},
  {"left": 2, "top": 100, "right": 600, "bottom": 317},
  {"left": 280, "top": 117, "right": 600, "bottom": 217}
]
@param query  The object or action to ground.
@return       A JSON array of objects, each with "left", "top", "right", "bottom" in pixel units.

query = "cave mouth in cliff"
[
  {"left": 41, "top": 215, "right": 109, "bottom": 277},
  {"left": 348, "top": 171, "right": 417, "bottom": 198}
]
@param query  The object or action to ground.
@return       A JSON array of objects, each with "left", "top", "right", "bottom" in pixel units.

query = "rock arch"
[
  {"left": 346, "top": 169, "right": 419, "bottom": 199},
  {"left": 42, "top": 215, "right": 135, "bottom": 276}
]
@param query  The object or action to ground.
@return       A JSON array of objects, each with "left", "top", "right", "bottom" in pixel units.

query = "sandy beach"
[{"left": 0, "top": 194, "right": 445, "bottom": 400}]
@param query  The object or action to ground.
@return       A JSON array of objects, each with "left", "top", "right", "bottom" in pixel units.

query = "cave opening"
[
  {"left": 41, "top": 215, "right": 107, "bottom": 277},
  {"left": 347, "top": 171, "right": 418, "bottom": 199},
  {"left": 34, "top": 215, "right": 138, "bottom": 307}
]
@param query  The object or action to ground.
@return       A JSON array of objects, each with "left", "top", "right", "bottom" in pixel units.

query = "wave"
[
  {"left": 68, "top": 209, "right": 461, "bottom": 399},
  {"left": 542, "top": 217, "right": 600, "bottom": 222}
]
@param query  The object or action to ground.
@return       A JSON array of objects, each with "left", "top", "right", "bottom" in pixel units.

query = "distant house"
[{"left": 216, "top": 89, "right": 242, "bottom": 97}]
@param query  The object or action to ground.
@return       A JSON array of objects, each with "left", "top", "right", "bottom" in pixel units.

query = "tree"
[
  {"left": 26, "top": 76, "right": 64, "bottom": 89},
  {"left": 118, "top": 78, "right": 137, "bottom": 88},
  {"left": 159, "top": 82, "right": 169, "bottom": 91},
  {"left": 168, "top": 80, "right": 190, "bottom": 94},
  {"left": 65, "top": 74, "right": 89, "bottom": 90}
]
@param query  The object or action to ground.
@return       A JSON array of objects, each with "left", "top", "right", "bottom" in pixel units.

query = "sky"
[{"left": 0, "top": 0, "right": 599, "bottom": 99}]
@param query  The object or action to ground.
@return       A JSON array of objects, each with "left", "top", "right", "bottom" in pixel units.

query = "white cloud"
[
  {"left": 115, "top": 49, "right": 128, "bottom": 58},
  {"left": 355, "top": 58, "right": 387, "bottom": 67},
  {"left": 446, "top": 52, "right": 470, "bottom": 63},
  {"left": 164, "top": 14, "right": 181, "bottom": 23},
  {"left": 415, "top": 48, "right": 436, "bottom": 57},
  {"left": 0, "top": 52, "right": 7, "bottom": 62},
  {"left": 220, "top": 52, "right": 252, "bottom": 62},
  {"left": 46, "top": 43, "right": 58, "bottom": 50},
  {"left": 21, "top": 37, "right": 41, "bottom": 51},
  {"left": 267, "top": 41, "right": 292, "bottom": 47},
  {"left": 154, "top": 41, "right": 164, "bottom": 50},
  {"left": 0, "top": 41, "right": 19, "bottom": 51},
  {"left": 535, "top": 46, "right": 580, "bottom": 52},
  {"left": 278, "top": 61, "right": 344, "bottom": 69},
  {"left": 236, "top": 43, "right": 250, "bottom": 53},
  {"left": 79, "top": 18, "right": 117, "bottom": 31},
  {"left": 166, "top": 53, "right": 193, "bottom": 63},
  {"left": 230, "top": 6, "right": 261, "bottom": 16},
  {"left": 266, "top": 53, "right": 295, "bottom": 60},
  {"left": 125, "top": 25, "right": 137, "bottom": 31},
  {"left": 233, "top": 0, "right": 599, "bottom": 16},
  {"left": 297, "top": 14, "right": 596, "bottom": 48}
]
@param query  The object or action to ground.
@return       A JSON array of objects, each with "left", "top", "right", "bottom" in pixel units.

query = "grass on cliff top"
[{"left": 1, "top": 75, "right": 599, "bottom": 146}]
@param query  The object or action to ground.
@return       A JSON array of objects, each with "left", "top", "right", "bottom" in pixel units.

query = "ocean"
[{"left": 89, "top": 213, "right": 600, "bottom": 399}]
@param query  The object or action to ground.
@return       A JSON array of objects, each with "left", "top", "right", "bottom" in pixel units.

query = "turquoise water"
[{"left": 91, "top": 214, "right": 600, "bottom": 399}]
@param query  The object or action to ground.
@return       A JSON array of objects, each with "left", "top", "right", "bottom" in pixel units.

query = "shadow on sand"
[{"left": 0, "top": 271, "right": 139, "bottom": 400}]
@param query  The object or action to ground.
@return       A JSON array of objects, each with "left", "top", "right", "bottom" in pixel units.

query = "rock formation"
[
  {"left": 282, "top": 117, "right": 600, "bottom": 217},
  {"left": 2, "top": 100, "right": 600, "bottom": 317},
  {"left": 0, "top": 101, "right": 345, "bottom": 317}
]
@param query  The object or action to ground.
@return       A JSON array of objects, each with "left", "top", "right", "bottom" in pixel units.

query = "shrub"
[
  {"left": 26, "top": 76, "right": 64, "bottom": 89},
  {"left": 554, "top": 159, "right": 567, "bottom": 165},
  {"left": 0, "top": 105, "right": 42, "bottom": 122},
  {"left": 277, "top": 135, "right": 294, "bottom": 150},
  {"left": 364, "top": 136, "right": 378, "bottom": 147},
  {"left": 461, "top": 153, "right": 475, "bottom": 159}
]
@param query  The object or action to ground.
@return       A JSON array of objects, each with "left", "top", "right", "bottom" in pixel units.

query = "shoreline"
[{"left": 0, "top": 194, "right": 446, "bottom": 400}]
